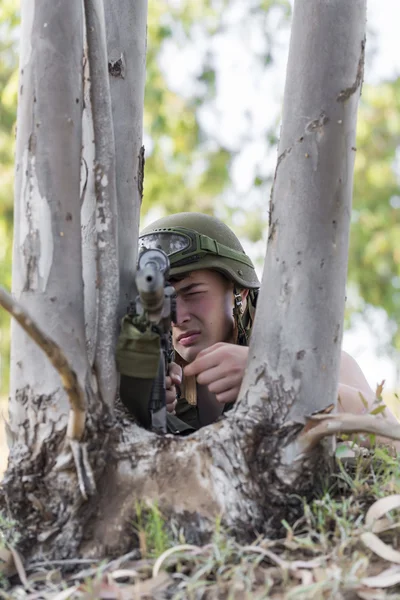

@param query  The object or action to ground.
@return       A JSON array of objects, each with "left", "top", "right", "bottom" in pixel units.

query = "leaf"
[
  {"left": 121, "top": 572, "right": 171, "bottom": 599},
  {"left": 152, "top": 544, "right": 200, "bottom": 577},
  {"left": 361, "top": 531, "right": 400, "bottom": 564},
  {"left": 369, "top": 404, "right": 387, "bottom": 416},
  {"left": 358, "top": 392, "right": 369, "bottom": 410},
  {"left": 375, "top": 380, "right": 386, "bottom": 399},
  {"left": 335, "top": 443, "right": 357, "bottom": 458},
  {"left": 365, "top": 494, "right": 400, "bottom": 528},
  {"left": 110, "top": 569, "right": 139, "bottom": 581},
  {"left": 7, "top": 544, "right": 28, "bottom": 588},
  {"left": 357, "top": 589, "right": 386, "bottom": 600},
  {"left": 52, "top": 586, "right": 79, "bottom": 600},
  {"left": 361, "top": 565, "right": 400, "bottom": 588},
  {"left": 0, "top": 547, "right": 15, "bottom": 578}
]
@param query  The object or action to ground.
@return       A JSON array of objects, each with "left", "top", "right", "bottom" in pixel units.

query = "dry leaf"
[
  {"left": 52, "top": 586, "right": 79, "bottom": 600},
  {"left": 0, "top": 547, "right": 15, "bottom": 578},
  {"left": 361, "top": 565, "right": 400, "bottom": 588},
  {"left": 365, "top": 495, "right": 400, "bottom": 528},
  {"left": 121, "top": 572, "right": 171, "bottom": 599},
  {"left": 152, "top": 544, "right": 200, "bottom": 577},
  {"left": 376, "top": 380, "right": 385, "bottom": 399},
  {"left": 110, "top": 569, "right": 139, "bottom": 581},
  {"left": 7, "top": 545, "right": 28, "bottom": 588},
  {"left": 372, "top": 517, "right": 400, "bottom": 534},
  {"left": 295, "top": 569, "right": 314, "bottom": 586},
  {"left": 357, "top": 589, "right": 386, "bottom": 600},
  {"left": 361, "top": 531, "right": 400, "bottom": 564}
]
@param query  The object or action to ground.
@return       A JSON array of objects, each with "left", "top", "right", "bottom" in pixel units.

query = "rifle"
[{"left": 118, "top": 248, "right": 176, "bottom": 434}]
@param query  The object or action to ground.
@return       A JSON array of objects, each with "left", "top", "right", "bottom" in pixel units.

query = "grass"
[{"left": 2, "top": 441, "right": 400, "bottom": 599}]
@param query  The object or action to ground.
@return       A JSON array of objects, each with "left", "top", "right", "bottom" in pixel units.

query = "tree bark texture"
[
  {"left": 103, "top": 0, "right": 148, "bottom": 322},
  {"left": 240, "top": 0, "right": 366, "bottom": 426},
  {"left": 10, "top": 0, "right": 91, "bottom": 438},
  {"left": 1, "top": 0, "right": 368, "bottom": 564},
  {"left": 84, "top": 0, "right": 119, "bottom": 408}
]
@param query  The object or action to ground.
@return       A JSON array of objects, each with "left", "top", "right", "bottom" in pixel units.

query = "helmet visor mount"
[{"left": 139, "top": 228, "right": 254, "bottom": 269}]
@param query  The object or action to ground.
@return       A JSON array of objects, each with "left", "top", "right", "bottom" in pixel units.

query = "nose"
[{"left": 171, "top": 295, "right": 190, "bottom": 327}]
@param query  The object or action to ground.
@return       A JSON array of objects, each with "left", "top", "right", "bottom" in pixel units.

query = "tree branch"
[
  {"left": 84, "top": 0, "right": 119, "bottom": 407},
  {"left": 298, "top": 413, "right": 400, "bottom": 454},
  {"left": 0, "top": 286, "right": 86, "bottom": 441}
]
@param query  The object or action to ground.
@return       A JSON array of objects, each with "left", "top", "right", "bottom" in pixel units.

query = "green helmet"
[{"left": 139, "top": 212, "right": 260, "bottom": 289}]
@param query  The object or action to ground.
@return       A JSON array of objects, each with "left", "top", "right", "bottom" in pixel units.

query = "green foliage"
[
  {"left": 0, "top": 1, "right": 19, "bottom": 396},
  {"left": 143, "top": 0, "right": 290, "bottom": 220},
  {"left": 0, "top": 511, "right": 20, "bottom": 548},
  {"left": 349, "top": 79, "right": 400, "bottom": 352},
  {"left": 133, "top": 500, "right": 171, "bottom": 558},
  {"left": 2, "top": 0, "right": 400, "bottom": 397}
]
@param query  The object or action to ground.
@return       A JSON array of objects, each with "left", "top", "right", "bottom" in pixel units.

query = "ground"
[{"left": 1, "top": 438, "right": 400, "bottom": 599}]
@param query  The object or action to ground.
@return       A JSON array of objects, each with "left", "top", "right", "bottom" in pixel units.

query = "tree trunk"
[
  {"left": 9, "top": 0, "right": 90, "bottom": 438},
  {"left": 1, "top": 0, "right": 369, "bottom": 564},
  {"left": 103, "top": 0, "right": 148, "bottom": 322},
  {"left": 241, "top": 0, "right": 366, "bottom": 425}
]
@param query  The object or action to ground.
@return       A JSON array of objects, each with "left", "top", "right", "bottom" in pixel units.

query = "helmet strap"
[{"left": 233, "top": 287, "right": 248, "bottom": 346}]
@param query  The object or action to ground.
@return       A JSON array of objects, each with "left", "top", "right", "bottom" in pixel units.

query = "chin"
[{"left": 177, "top": 344, "right": 202, "bottom": 364}]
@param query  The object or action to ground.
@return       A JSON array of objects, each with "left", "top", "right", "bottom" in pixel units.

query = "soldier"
[{"left": 119, "top": 212, "right": 396, "bottom": 437}]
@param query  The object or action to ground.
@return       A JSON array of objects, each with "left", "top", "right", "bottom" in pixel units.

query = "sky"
[{"left": 157, "top": 0, "right": 400, "bottom": 391}]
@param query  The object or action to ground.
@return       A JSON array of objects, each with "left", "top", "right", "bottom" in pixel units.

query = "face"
[{"left": 171, "top": 270, "right": 235, "bottom": 363}]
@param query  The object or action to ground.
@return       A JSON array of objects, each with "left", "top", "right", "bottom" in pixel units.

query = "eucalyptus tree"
[{"left": 3, "top": 0, "right": 396, "bottom": 566}]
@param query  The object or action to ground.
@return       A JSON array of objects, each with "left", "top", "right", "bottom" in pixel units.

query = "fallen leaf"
[
  {"left": 110, "top": 569, "right": 138, "bottom": 581},
  {"left": 365, "top": 495, "right": 400, "bottom": 528},
  {"left": 51, "top": 586, "right": 79, "bottom": 600},
  {"left": 361, "top": 531, "right": 400, "bottom": 564},
  {"left": 7, "top": 545, "right": 28, "bottom": 589},
  {"left": 152, "top": 544, "right": 200, "bottom": 577},
  {"left": 0, "top": 547, "right": 15, "bottom": 578},
  {"left": 121, "top": 572, "right": 171, "bottom": 599},
  {"left": 361, "top": 564, "right": 400, "bottom": 588},
  {"left": 357, "top": 588, "right": 386, "bottom": 600}
]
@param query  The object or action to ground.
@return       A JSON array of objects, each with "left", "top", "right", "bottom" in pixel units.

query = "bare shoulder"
[{"left": 339, "top": 350, "right": 373, "bottom": 396}]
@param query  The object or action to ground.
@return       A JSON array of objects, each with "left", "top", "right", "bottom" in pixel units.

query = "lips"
[{"left": 177, "top": 331, "right": 201, "bottom": 346}]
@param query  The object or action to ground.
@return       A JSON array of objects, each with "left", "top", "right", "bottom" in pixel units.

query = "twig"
[
  {"left": 27, "top": 558, "right": 103, "bottom": 569},
  {"left": 0, "top": 286, "right": 86, "bottom": 441},
  {"left": 84, "top": 0, "right": 119, "bottom": 408},
  {"left": 66, "top": 549, "right": 141, "bottom": 582},
  {"left": 70, "top": 440, "right": 96, "bottom": 500},
  {"left": 299, "top": 413, "right": 400, "bottom": 454},
  {"left": 152, "top": 545, "right": 201, "bottom": 578}
]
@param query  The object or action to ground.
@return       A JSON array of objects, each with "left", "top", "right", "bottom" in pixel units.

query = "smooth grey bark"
[
  {"left": 9, "top": 0, "right": 90, "bottom": 438},
  {"left": 84, "top": 0, "right": 119, "bottom": 408},
  {"left": 240, "top": 0, "right": 366, "bottom": 427},
  {"left": 81, "top": 46, "right": 98, "bottom": 369},
  {"left": 2, "top": 0, "right": 375, "bottom": 566},
  {"left": 103, "top": 0, "right": 148, "bottom": 322}
]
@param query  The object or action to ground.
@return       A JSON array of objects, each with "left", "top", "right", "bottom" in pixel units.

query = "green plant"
[{"left": 133, "top": 501, "right": 172, "bottom": 558}]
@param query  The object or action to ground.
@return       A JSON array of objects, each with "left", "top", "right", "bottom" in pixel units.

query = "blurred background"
[{"left": 1, "top": 0, "right": 400, "bottom": 474}]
